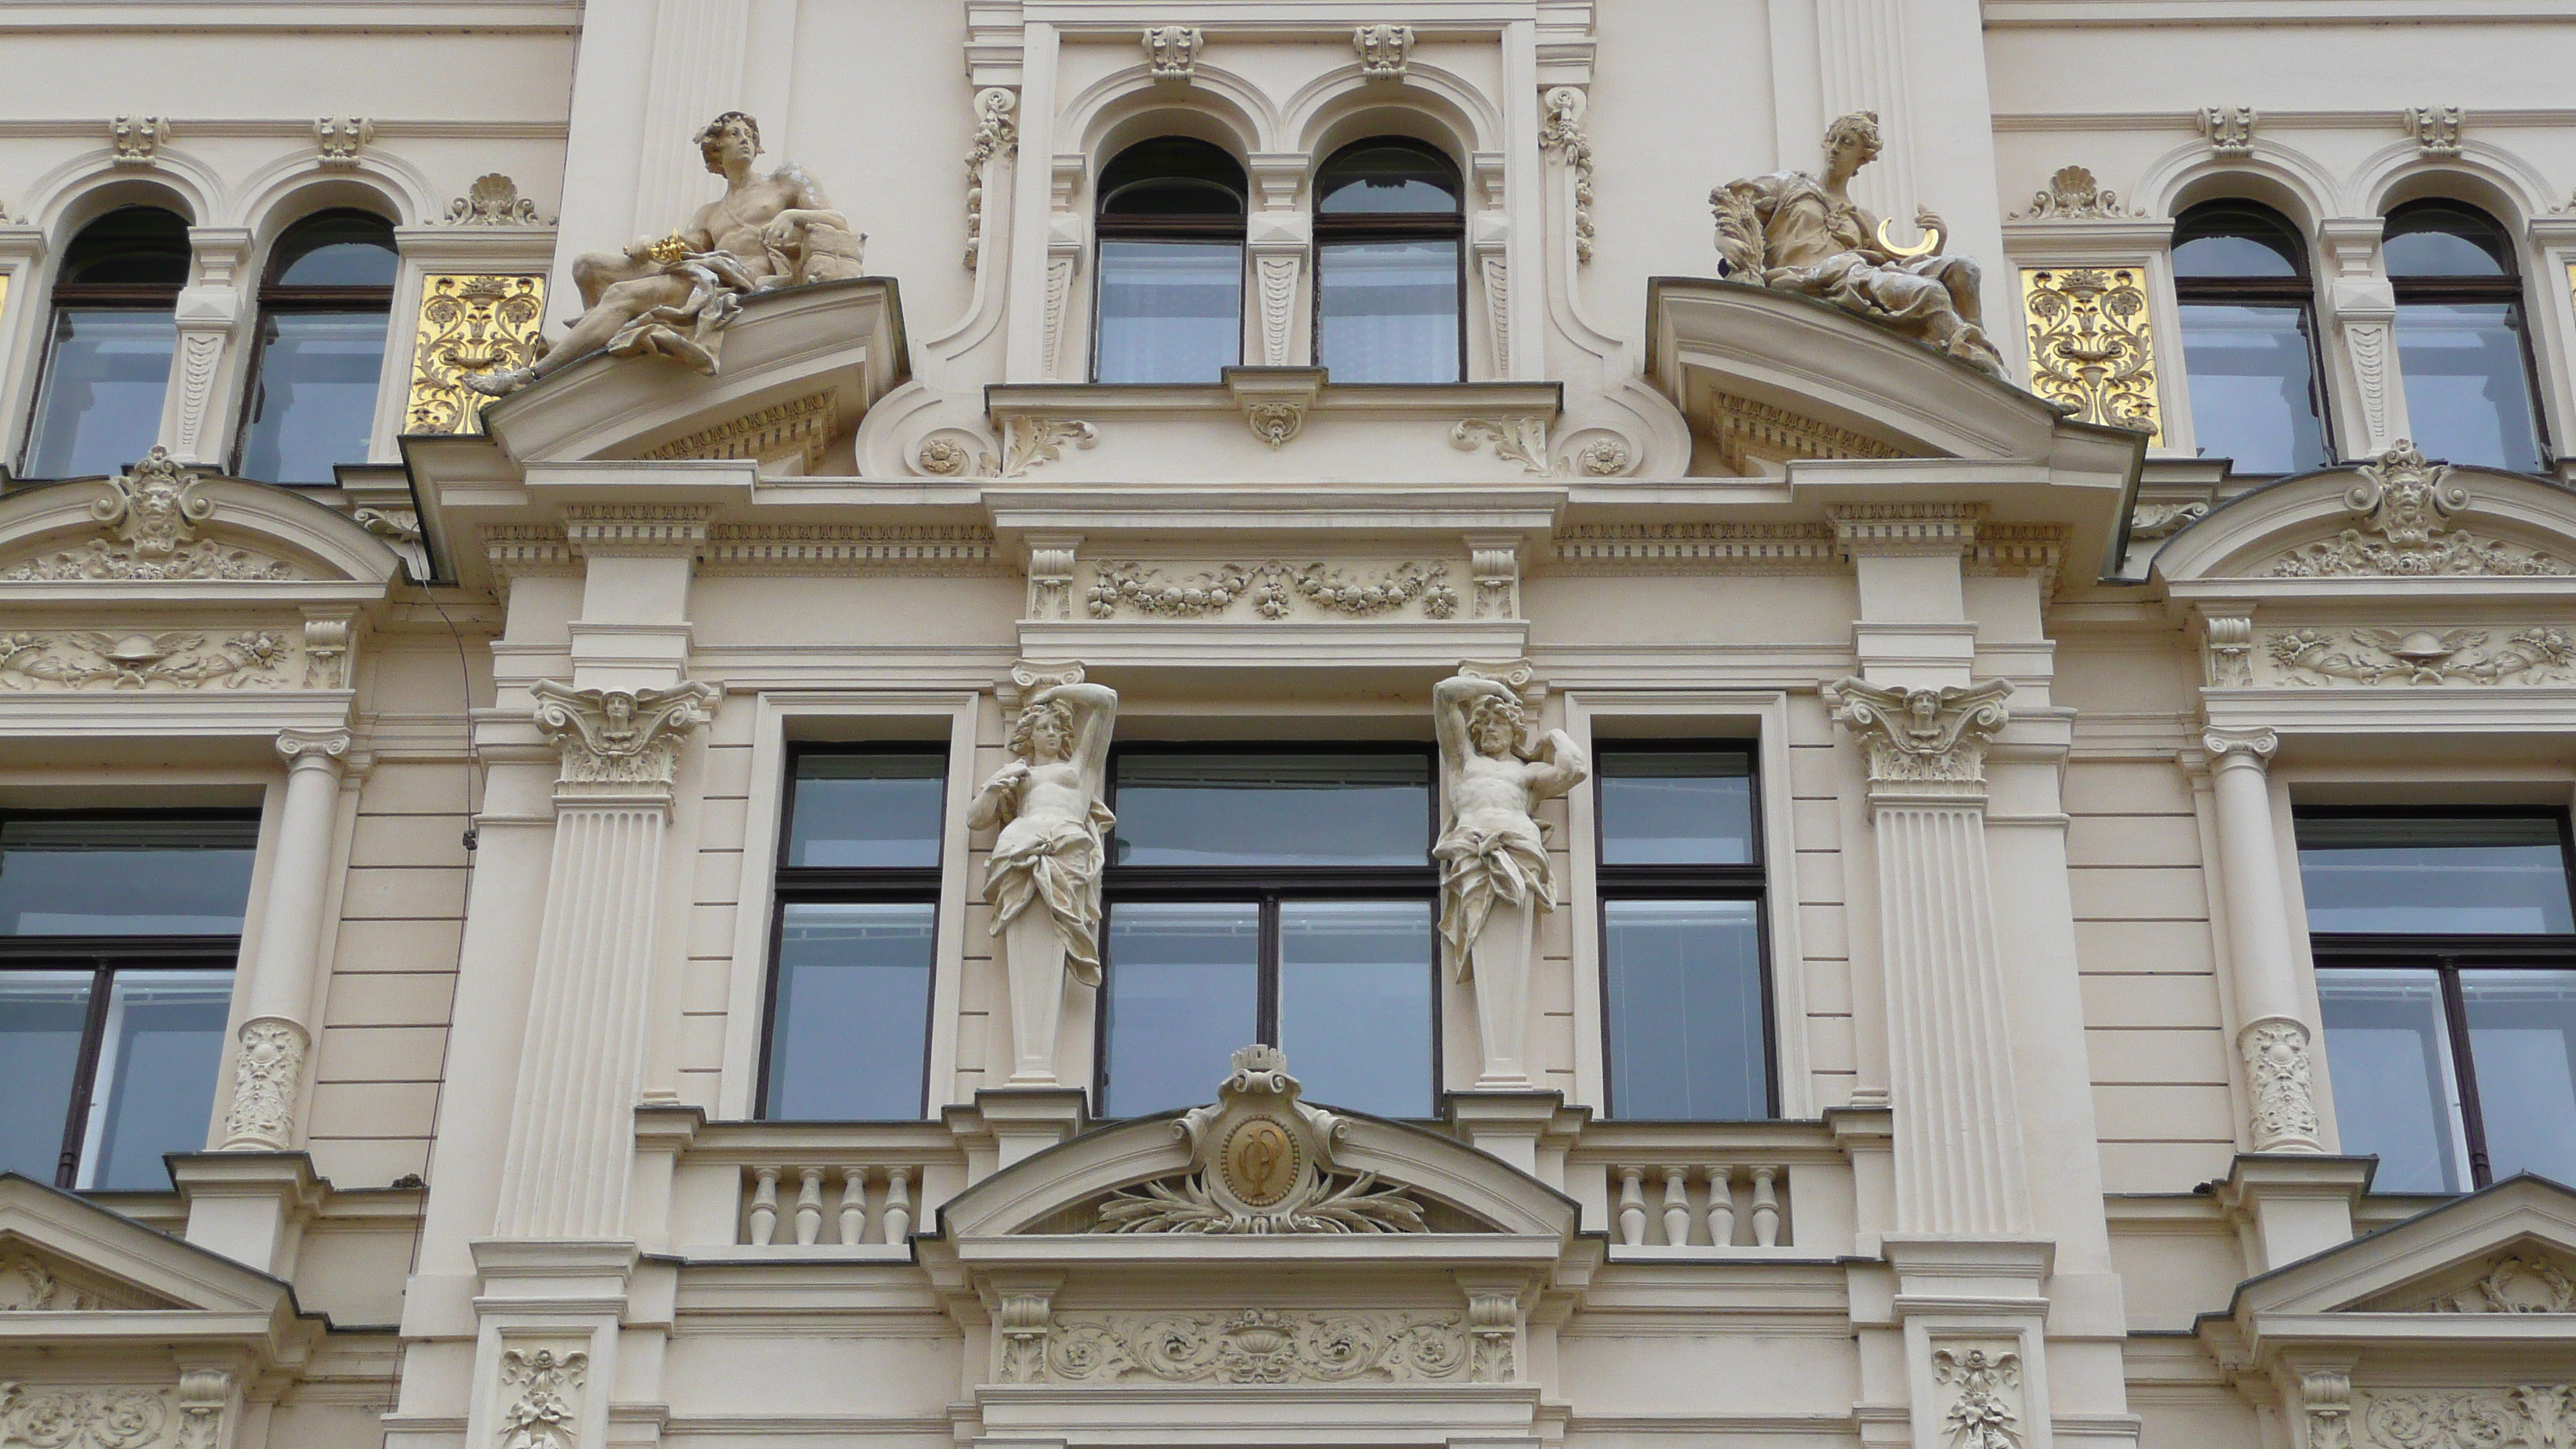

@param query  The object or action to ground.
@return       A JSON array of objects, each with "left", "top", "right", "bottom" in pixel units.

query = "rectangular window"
[
  {"left": 1100, "top": 748, "right": 1437, "bottom": 1119},
  {"left": 1595, "top": 745, "right": 1773, "bottom": 1120},
  {"left": 0, "top": 813, "right": 252, "bottom": 1190},
  {"left": 2302, "top": 810, "right": 2576, "bottom": 1191},
  {"left": 759, "top": 749, "right": 945, "bottom": 1121},
  {"left": 1093, "top": 240, "right": 1244, "bottom": 385}
]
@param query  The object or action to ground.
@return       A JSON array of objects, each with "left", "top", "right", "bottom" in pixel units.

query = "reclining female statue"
[
  {"left": 1709, "top": 110, "right": 2008, "bottom": 379},
  {"left": 468, "top": 111, "right": 863, "bottom": 396}
]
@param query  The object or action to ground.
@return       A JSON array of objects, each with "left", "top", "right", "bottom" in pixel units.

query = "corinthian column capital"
[
  {"left": 530, "top": 680, "right": 719, "bottom": 796},
  {"left": 1824, "top": 676, "right": 2013, "bottom": 796}
]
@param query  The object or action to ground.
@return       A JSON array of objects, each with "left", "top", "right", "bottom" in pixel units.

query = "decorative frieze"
[
  {"left": 531, "top": 680, "right": 721, "bottom": 790},
  {"left": 1930, "top": 1347, "right": 2026, "bottom": 1449},
  {"left": 964, "top": 87, "right": 1019, "bottom": 268},
  {"left": 2201, "top": 104, "right": 2257, "bottom": 156},
  {"left": 2364, "top": 1386, "right": 2576, "bottom": 1449},
  {"left": 2265, "top": 626, "right": 2576, "bottom": 687},
  {"left": 2020, "top": 265, "right": 2159, "bottom": 440},
  {"left": 0, "top": 630, "right": 295, "bottom": 690},
  {"left": 2266, "top": 444, "right": 2568, "bottom": 577},
  {"left": 1352, "top": 23, "right": 1413, "bottom": 80},
  {"left": 1824, "top": 677, "right": 2013, "bottom": 790},
  {"left": 496, "top": 1348, "right": 587, "bottom": 1449},
  {"left": 313, "top": 116, "right": 373, "bottom": 168},
  {"left": 445, "top": 174, "right": 543, "bottom": 225},
  {"left": 1550, "top": 522, "right": 1840, "bottom": 573},
  {"left": 1081, "top": 560, "right": 1459, "bottom": 621},
  {"left": 639, "top": 390, "right": 835, "bottom": 474},
  {"left": 2403, "top": 104, "right": 2465, "bottom": 157},
  {"left": 1144, "top": 26, "right": 1203, "bottom": 80},
  {"left": 1047, "top": 1310, "right": 1467, "bottom": 1384},
  {"left": 1088, "top": 1044, "right": 1429, "bottom": 1235},
  {"left": 406, "top": 275, "right": 548, "bottom": 435},
  {"left": 1540, "top": 87, "right": 1595, "bottom": 263},
  {"left": 0, "top": 1385, "right": 176, "bottom": 1449},
  {"left": 2012, "top": 165, "right": 2135, "bottom": 221},
  {"left": 701, "top": 524, "right": 999, "bottom": 574}
]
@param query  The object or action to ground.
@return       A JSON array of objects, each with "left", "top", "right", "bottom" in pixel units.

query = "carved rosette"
[
  {"left": 221, "top": 1016, "right": 310, "bottom": 1149},
  {"left": 530, "top": 680, "right": 720, "bottom": 795},
  {"left": 1824, "top": 677, "right": 2013, "bottom": 796},
  {"left": 2238, "top": 1017, "right": 2322, "bottom": 1152}
]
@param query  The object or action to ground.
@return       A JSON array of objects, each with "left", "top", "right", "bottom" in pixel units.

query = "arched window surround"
[
  {"left": 2379, "top": 197, "right": 2550, "bottom": 475},
  {"left": 232, "top": 207, "right": 399, "bottom": 485},
  {"left": 1089, "top": 135, "right": 1249, "bottom": 385},
  {"left": 2169, "top": 198, "right": 2337, "bottom": 477},
  {"left": 18, "top": 204, "right": 194, "bottom": 481},
  {"left": 1310, "top": 135, "right": 1466, "bottom": 385}
]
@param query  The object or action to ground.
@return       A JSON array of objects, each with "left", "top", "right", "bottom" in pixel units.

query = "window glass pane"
[
  {"left": 236, "top": 311, "right": 389, "bottom": 485},
  {"left": 2318, "top": 968, "right": 2468, "bottom": 1193},
  {"left": 2383, "top": 209, "right": 2511, "bottom": 278},
  {"left": 1102, "top": 902, "right": 1258, "bottom": 1117},
  {"left": 59, "top": 208, "right": 191, "bottom": 287},
  {"left": 1277, "top": 901, "right": 1434, "bottom": 1118},
  {"left": 2296, "top": 816, "right": 2572, "bottom": 934},
  {"left": 83, "top": 970, "right": 231, "bottom": 1190},
  {"left": 2176, "top": 303, "right": 2329, "bottom": 474},
  {"left": 1317, "top": 239, "right": 1460, "bottom": 384},
  {"left": 0, "top": 971, "right": 94, "bottom": 1182},
  {"left": 2393, "top": 302, "right": 2543, "bottom": 474},
  {"left": 0, "top": 817, "right": 259, "bottom": 936},
  {"left": 786, "top": 754, "right": 946, "bottom": 868},
  {"left": 1112, "top": 753, "right": 1430, "bottom": 866},
  {"left": 1095, "top": 240, "right": 1241, "bottom": 384},
  {"left": 1097, "top": 138, "right": 1245, "bottom": 217},
  {"left": 270, "top": 215, "right": 398, "bottom": 286},
  {"left": 763, "top": 903, "right": 934, "bottom": 1119},
  {"left": 1598, "top": 751, "right": 1754, "bottom": 865},
  {"left": 1605, "top": 899, "right": 1768, "bottom": 1119},
  {"left": 25, "top": 310, "right": 176, "bottom": 480},
  {"left": 2462, "top": 970, "right": 2576, "bottom": 1186},
  {"left": 1317, "top": 144, "right": 1459, "bottom": 215}
]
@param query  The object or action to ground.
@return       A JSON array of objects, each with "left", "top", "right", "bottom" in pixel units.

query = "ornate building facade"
[{"left": 2, "top": 3, "right": 2574, "bottom": 1447}]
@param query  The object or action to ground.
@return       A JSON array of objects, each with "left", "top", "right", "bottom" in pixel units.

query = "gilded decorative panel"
[
  {"left": 406, "top": 274, "right": 546, "bottom": 435},
  {"left": 2019, "top": 265, "right": 2160, "bottom": 444}
]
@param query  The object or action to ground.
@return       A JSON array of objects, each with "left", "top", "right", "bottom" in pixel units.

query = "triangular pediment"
[
  {"left": 0, "top": 1174, "right": 295, "bottom": 1320},
  {"left": 2231, "top": 1176, "right": 2576, "bottom": 1321}
]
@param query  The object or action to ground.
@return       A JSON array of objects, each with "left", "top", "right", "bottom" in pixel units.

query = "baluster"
[
  {"left": 1615, "top": 1166, "right": 1646, "bottom": 1246},
  {"left": 881, "top": 1166, "right": 913, "bottom": 1243},
  {"left": 1751, "top": 1166, "right": 1781, "bottom": 1247},
  {"left": 838, "top": 1167, "right": 870, "bottom": 1245},
  {"left": 746, "top": 1166, "right": 781, "bottom": 1246},
  {"left": 1660, "top": 1166, "right": 1691, "bottom": 1247},
  {"left": 1704, "top": 1165, "right": 1736, "bottom": 1248},
  {"left": 794, "top": 1166, "right": 825, "bottom": 1245}
]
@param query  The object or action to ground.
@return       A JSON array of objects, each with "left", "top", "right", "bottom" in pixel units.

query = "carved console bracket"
[{"left": 1227, "top": 368, "right": 1323, "bottom": 449}]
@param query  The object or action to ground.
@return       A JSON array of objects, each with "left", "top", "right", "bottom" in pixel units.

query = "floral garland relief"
[{"left": 1084, "top": 560, "right": 1458, "bottom": 621}]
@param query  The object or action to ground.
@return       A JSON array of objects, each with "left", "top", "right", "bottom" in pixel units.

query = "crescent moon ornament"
[{"left": 1876, "top": 218, "right": 1944, "bottom": 258}]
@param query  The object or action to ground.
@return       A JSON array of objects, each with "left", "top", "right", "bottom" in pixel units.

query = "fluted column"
[
  {"left": 2204, "top": 728, "right": 2323, "bottom": 1153},
  {"left": 1827, "top": 677, "right": 2032, "bottom": 1235},
  {"left": 492, "top": 680, "right": 717, "bottom": 1240},
  {"left": 221, "top": 728, "right": 351, "bottom": 1150}
]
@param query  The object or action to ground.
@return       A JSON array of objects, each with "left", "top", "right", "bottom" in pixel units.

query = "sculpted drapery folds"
[
  {"left": 1710, "top": 111, "right": 2009, "bottom": 380},
  {"left": 969, "top": 681, "right": 1119, "bottom": 987},
  {"left": 468, "top": 111, "right": 865, "bottom": 396},
  {"left": 1432, "top": 673, "right": 1588, "bottom": 981}
]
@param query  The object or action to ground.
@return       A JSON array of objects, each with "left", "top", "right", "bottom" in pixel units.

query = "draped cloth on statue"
[
  {"left": 985, "top": 800, "right": 1118, "bottom": 987},
  {"left": 1434, "top": 821, "right": 1554, "bottom": 983}
]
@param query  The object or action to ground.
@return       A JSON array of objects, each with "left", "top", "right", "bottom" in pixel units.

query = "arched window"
[
  {"left": 236, "top": 210, "right": 398, "bottom": 485},
  {"left": 1313, "top": 138, "right": 1463, "bottom": 383},
  {"left": 2383, "top": 200, "right": 2547, "bottom": 474},
  {"left": 1092, "top": 137, "right": 1245, "bottom": 384},
  {"left": 2170, "top": 201, "right": 2332, "bottom": 475},
  {"left": 21, "top": 207, "right": 191, "bottom": 480}
]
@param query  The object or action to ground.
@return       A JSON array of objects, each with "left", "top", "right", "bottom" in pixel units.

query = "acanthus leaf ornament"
[
  {"left": 530, "top": 680, "right": 720, "bottom": 788},
  {"left": 2020, "top": 266, "right": 2158, "bottom": 439},
  {"left": 2303, "top": 1372, "right": 2355, "bottom": 1449},
  {"left": 1451, "top": 416, "right": 1553, "bottom": 474},
  {"left": 0, "top": 1386, "right": 173, "bottom": 1449},
  {"left": 2366, "top": 1386, "right": 2576, "bottom": 1449},
  {"left": 1352, "top": 23, "right": 1413, "bottom": 80},
  {"left": 2410, "top": 1252, "right": 2576, "bottom": 1313},
  {"left": 1824, "top": 677, "right": 2013, "bottom": 789},
  {"left": 2201, "top": 105, "right": 2257, "bottom": 157},
  {"left": 2404, "top": 104, "right": 2465, "bottom": 157},
  {"left": 1088, "top": 1044, "right": 1430, "bottom": 1235},
  {"left": 313, "top": 116, "right": 374, "bottom": 169},
  {"left": 110, "top": 115, "right": 168, "bottom": 166},
  {"left": 221, "top": 1016, "right": 310, "bottom": 1149},
  {"left": 1143, "top": 26, "right": 1203, "bottom": 80},
  {"left": 2239, "top": 1018, "right": 2322, "bottom": 1151},
  {"left": 2012, "top": 165, "right": 2136, "bottom": 221}
]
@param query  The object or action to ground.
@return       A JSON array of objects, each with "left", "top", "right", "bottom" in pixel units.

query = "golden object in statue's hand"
[
  {"left": 1876, "top": 217, "right": 1944, "bottom": 259},
  {"left": 645, "top": 234, "right": 690, "bottom": 265}
]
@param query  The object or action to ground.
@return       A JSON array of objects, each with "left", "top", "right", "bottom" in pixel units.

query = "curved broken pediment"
[
  {"left": 937, "top": 1046, "right": 1576, "bottom": 1245},
  {"left": 2156, "top": 444, "right": 2576, "bottom": 587},
  {"left": 0, "top": 452, "right": 405, "bottom": 591},
  {"left": 474, "top": 277, "right": 909, "bottom": 474},
  {"left": 1646, "top": 277, "right": 2096, "bottom": 472}
]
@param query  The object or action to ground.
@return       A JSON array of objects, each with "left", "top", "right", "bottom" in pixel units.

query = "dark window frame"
[
  {"left": 18, "top": 207, "right": 193, "bottom": 481},
  {"left": 2379, "top": 200, "right": 2554, "bottom": 473},
  {"left": 0, "top": 807, "right": 252, "bottom": 1190},
  {"left": 1591, "top": 739, "right": 1776, "bottom": 1122},
  {"left": 1310, "top": 136, "right": 1469, "bottom": 384},
  {"left": 2170, "top": 200, "right": 2338, "bottom": 471},
  {"left": 2300, "top": 803, "right": 2576, "bottom": 1190},
  {"left": 1089, "top": 138, "right": 1249, "bottom": 384},
  {"left": 1094, "top": 741, "right": 1442, "bottom": 1118},
  {"left": 753, "top": 742, "right": 949, "bottom": 1122},
  {"left": 231, "top": 209, "right": 399, "bottom": 484}
]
